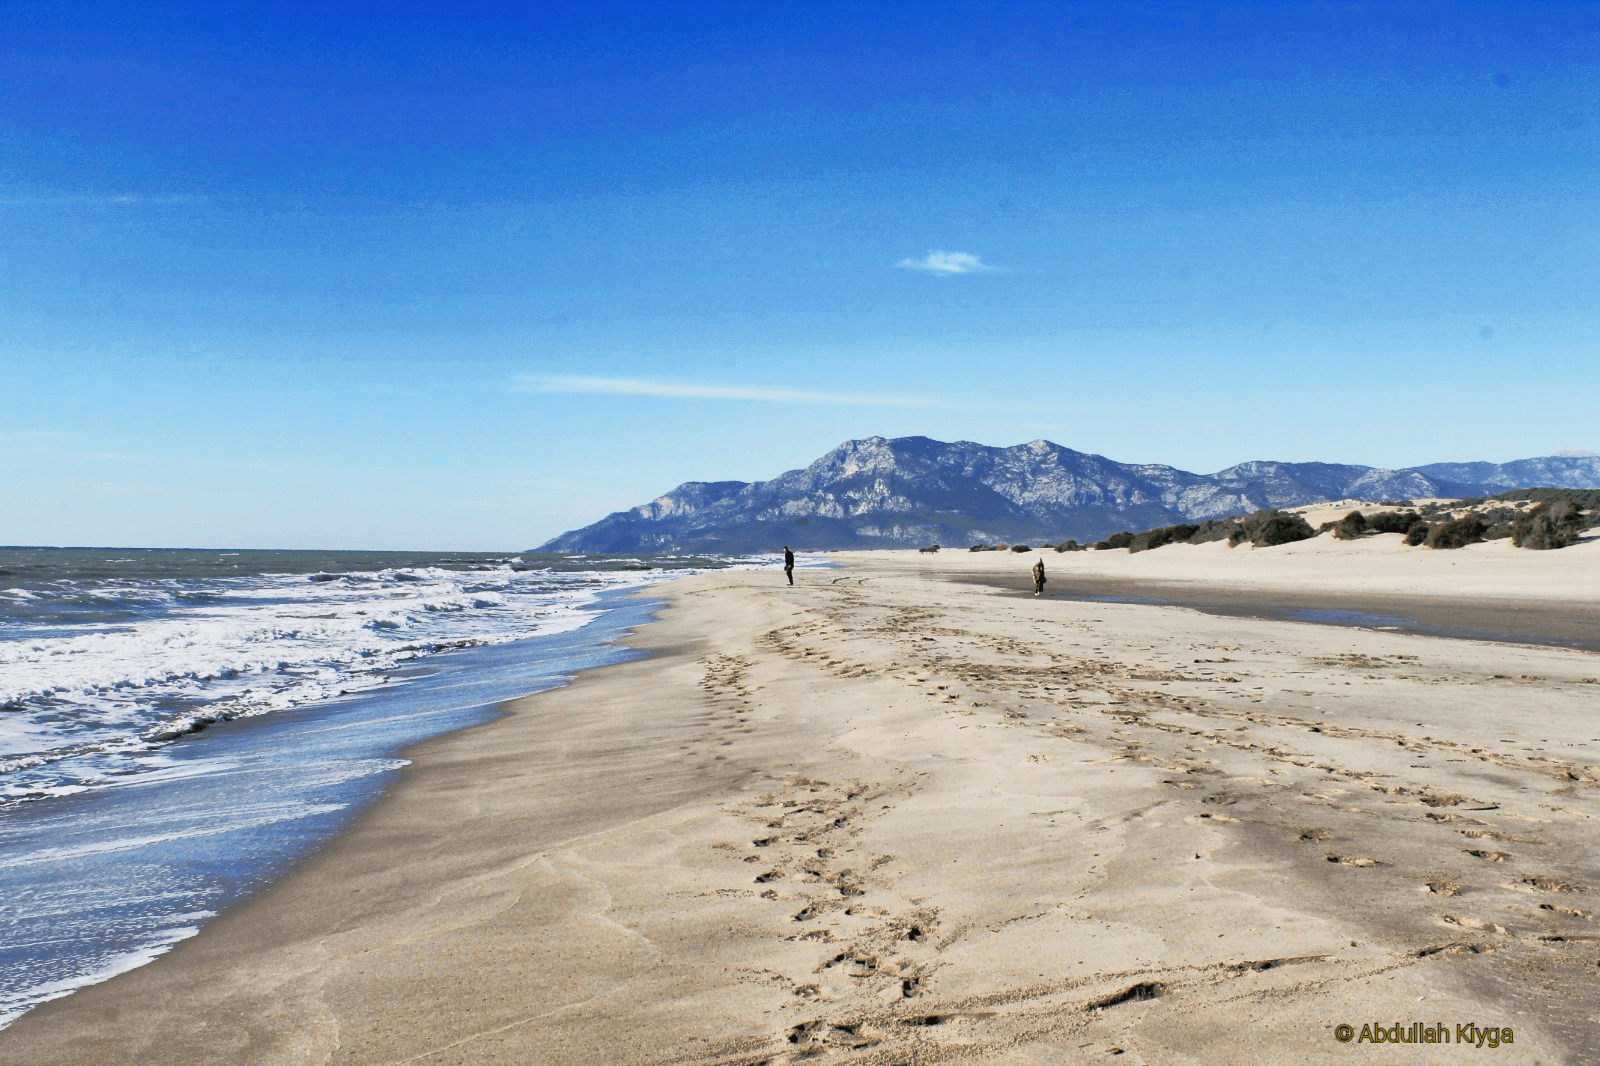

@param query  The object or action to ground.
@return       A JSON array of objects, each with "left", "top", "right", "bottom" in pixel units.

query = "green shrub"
[
  {"left": 1492, "top": 487, "right": 1600, "bottom": 510},
  {"left": 1094, "top": 531, "right": 1134, "bottom": 550},
  {"left": 1221, "top": 509, "right": 1314, "bottom": 548},
  {"left": 1510, "top": 500, "right": 1586, "bottom": 550},
  {"left": 1332, "top": 510, "right": 1368, "bottom": 540},
  {"left": 1404, "top": 522, "right": 1431, "bottom": 546},
  {"left": 1011, "top": 544, "right": 1032, "bottom": 552},
  {"left": 1209, "top": 508, "right": 1312, "bottom": 547},
  {"left": 1366, "top": 510, "right": 1420, "bottom": 535},
  {"left": 1054, "top": 539, "right": 1084, "bottom": 552},
  {"left": 1251, "top": 512, "right": 1316, "bottom": 547},
  {"left": 1426, "top": 515, "right": 1487, "bottom": 549},
  {"left": 1129, "top": 523, "right": 1200, "bottom": 553},
  {"left": 1187, "top": 519, "right": 1241, "bottom": 544}
]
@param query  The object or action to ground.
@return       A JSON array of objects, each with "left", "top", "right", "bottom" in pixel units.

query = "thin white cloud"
[
  {"left": 513, "top": 374, "right": 943, "bottom": 408},
  {"left": 1554, "top": 447, "right": 1599, "bottom": 458},
  {"left": 895, "top": 250, "right": 994, "bottom": 275},
  {"left": 0, "top": 193, "right": 202, "bottom": 207}
]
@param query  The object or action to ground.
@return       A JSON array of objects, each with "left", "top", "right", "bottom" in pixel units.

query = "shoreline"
[
  {"left": 0, "top": 584, "right": 674, "bottom": 1033},
  {"left": 0, "top": 577, "right": 804, "bottom": 1062},
  {"left": 6, "top": 544, "right": 1599, "bottom": 1062}
]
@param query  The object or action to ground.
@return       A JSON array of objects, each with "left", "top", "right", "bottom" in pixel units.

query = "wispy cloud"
[
  {"left": 895, "top": 250, "right": 995, "bottom": 275},
  {"left": 513, "top": 374, "right": 943, "bottom": 408},
  {"left": 1555, "top": 447, "right": 1599, "bottom": 458},
  {"left": 0, "top": 193, "right": 203, "bottom": 207}
]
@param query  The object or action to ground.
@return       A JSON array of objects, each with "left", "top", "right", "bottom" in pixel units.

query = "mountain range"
[{"left": 538, "top": 436, "right": 1600, "bottom": 553}]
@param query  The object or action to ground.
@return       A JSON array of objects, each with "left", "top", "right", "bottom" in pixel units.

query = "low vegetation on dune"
[
  {"left": 1494, "top": 486, "right": 1600, "bottom": 509},
  {"left": 1425, "top": 514, "right": 1488, "bottom": 549},
  {"left": 1510, "top": 499, "right": 1588, "bottom": 549},
  {"left": 1399, "top": 489, "right": 1599, "bottom": 548},
  {"left": 1322, "top": 508, "right": 1427, "bottom": 543},
  {"left": 1331, "top": 510, "right": 1368, "bottom": 540},
  {"left": 1305, "top": 490, "right": 1598, "bottom": 551},
  {"left": 1054, "top": 488, "right": 1596, "bottom": 556},
  {"left": 950, "top": 489, "right": 1595, "bottom": 557},
  {"left": 1128, "top": 523, "right": 1200, "bottom": 553},
  {"left": 1228, "top": 510, "right": 1317, "bottom": 547},
  {"left": 1404, "top": 490, "right": 1597, "bottom": 550},
  {"left": 1081, "top": 510, "right": 1315, "bottom": 552},
  {"left": 1366, "top": 510, "right": 1424, "bottom": 534}
]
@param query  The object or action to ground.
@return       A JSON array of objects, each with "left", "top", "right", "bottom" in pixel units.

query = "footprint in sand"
[
  {"left": 1439, "top": 913, "right": 1506, "bottom": 934},
  {"left": 1517, "top": 874, "right": 1584, "bottom": 893},
  {"left": 1415, "top": 941, "right": 1495, "bottom": 958},
  {"left": 1325, "top": 853, "right": 1382, "bottom": 867}
]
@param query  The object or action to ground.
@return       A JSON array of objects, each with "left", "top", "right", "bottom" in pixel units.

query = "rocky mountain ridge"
[{"left": 539, "top": 436, "right": 1600, "bottom": 553}]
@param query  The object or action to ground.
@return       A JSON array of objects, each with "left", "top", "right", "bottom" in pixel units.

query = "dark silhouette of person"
[
  {"left": 1032, "top": 557, "right": 1046, "bottom": 597},
  {"left": 783, "top": 546, "right": 795, "bottom": 585}
]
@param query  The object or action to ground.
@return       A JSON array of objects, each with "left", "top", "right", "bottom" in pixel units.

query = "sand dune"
[{"left": 4, "top": 539, "right": 1598, "bottom": 1063}]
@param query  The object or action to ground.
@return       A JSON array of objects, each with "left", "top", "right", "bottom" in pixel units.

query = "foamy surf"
[
  {"left": 0, "top": 548, "right": 779, "bottom": 1031},
  {"left": 0, "top": 550, "right": 762, "bottom": 811}
]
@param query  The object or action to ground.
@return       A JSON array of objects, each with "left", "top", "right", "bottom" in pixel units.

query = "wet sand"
[
  {"left": 4, "top": 538, "right": 1599, "bottom": 1064},
  {"left": 953, "top": 573, "right": 1600, "bottom": 652}
]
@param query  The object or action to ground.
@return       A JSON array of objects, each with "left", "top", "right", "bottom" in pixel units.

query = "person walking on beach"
[
  {"left": 1031, "top": 556, "right": 1046, "bottom": 597},
  {"left": 783, "top": 546, "right": 795, "bottom": 586}
]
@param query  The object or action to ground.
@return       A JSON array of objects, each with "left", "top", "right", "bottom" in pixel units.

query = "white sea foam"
[
  {"left": 0, "top": 550, "right": 782, "bottom": 1032},
  {"left": 0, "top": 916, "right": 210, "bottom": 1028},
  {"left": 0, "top": 559, "right": 758, "bottom": 811}
]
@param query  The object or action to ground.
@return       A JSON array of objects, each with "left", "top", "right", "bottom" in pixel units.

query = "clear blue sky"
[{"left": 5, "top": 2, "right": 1596, "bottom": 549}]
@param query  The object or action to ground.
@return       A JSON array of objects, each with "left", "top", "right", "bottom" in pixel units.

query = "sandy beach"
[{"left": 6, "top": 535, "right": 1600, "bottom": 1064}]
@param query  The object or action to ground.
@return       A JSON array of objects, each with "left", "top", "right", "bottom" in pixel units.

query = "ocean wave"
[{"left": 0, "top": 557, "right": 754, "bottom": 812}]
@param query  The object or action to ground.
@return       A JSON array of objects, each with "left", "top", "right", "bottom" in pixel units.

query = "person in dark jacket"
[
  {"left": 1031, "top": 557, "right": 1046, "bottom": 597},
  {"left": 783, "top": 546, "right": 795, "bottom": 585}
]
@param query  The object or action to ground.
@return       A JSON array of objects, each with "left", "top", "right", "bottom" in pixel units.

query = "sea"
[{"left": 0, "top": 546, "right": 770, "bottom": 1028}]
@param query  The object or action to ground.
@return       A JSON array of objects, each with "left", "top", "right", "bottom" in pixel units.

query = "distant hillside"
[{"left": 538, "top": 436, "right": 1600, "bottom": 553}]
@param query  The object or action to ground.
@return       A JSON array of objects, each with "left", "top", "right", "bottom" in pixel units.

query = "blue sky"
[{"left": 4, "top": 2, "right": 1597, "bottom": 549}]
